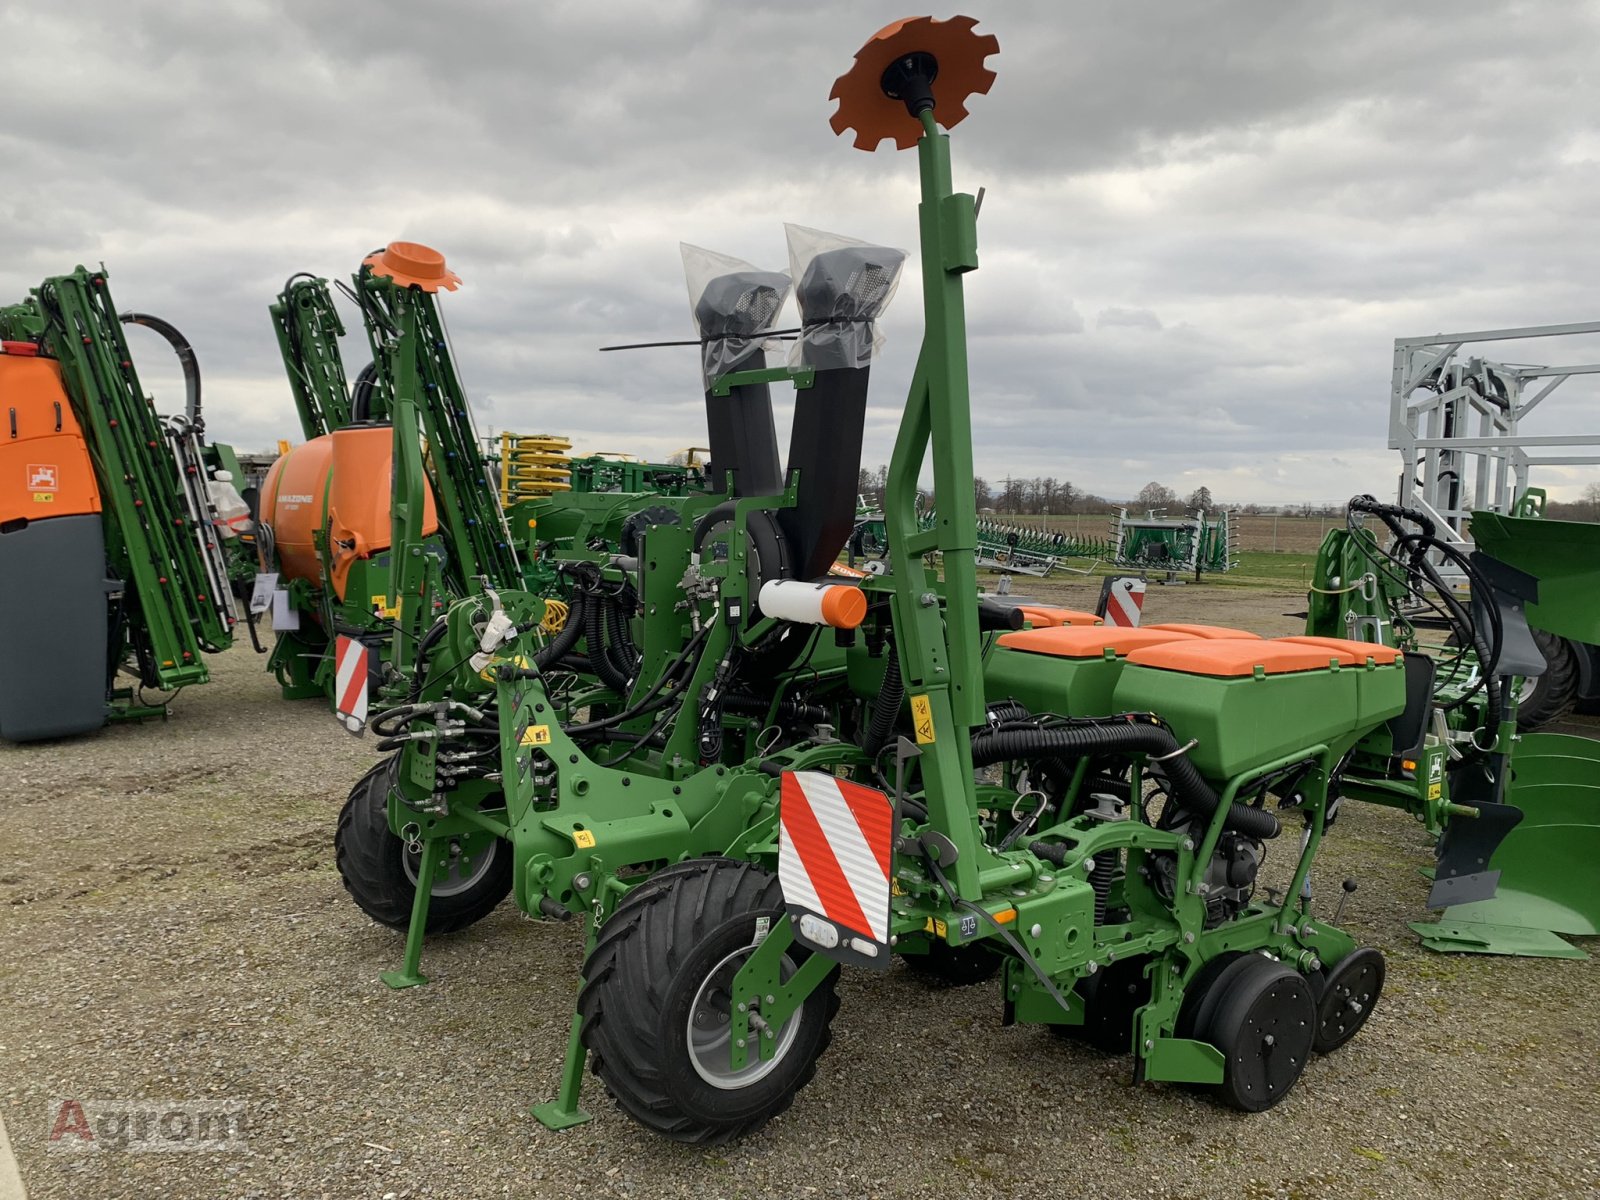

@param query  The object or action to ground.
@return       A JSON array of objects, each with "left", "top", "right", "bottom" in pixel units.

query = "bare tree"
[
  {"left": 974, "top": 476, "right": 992, "bottom": 511},
  {"left": 1185, "top": 485, "right": 1213, "bottom": 512},
  {"left": 1134, "top": 481, "right": 1177, "bottom": 511}
]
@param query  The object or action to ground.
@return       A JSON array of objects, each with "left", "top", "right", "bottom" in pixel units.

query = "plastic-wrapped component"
[
  {"left": 680, "top": 244, "right": 791, "bottom": 386},
  {"left": 207, "top": 470, "right": 253, "bottom": 539},
  {"left": 784, "top": 224, "right": 906, "bottom": 371}
]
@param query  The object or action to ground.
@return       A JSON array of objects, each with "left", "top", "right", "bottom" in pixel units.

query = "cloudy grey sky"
[{"left": 5, "top": 0, "right": 1599, "bottom": 505}]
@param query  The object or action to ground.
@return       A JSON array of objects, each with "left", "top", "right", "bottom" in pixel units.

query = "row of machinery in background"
[
  {"left": 496, "top": 432, "right": 711, "bottom": 506},
  {"left": 851, "top": 504, "right": 1235, "bottom": 581}
]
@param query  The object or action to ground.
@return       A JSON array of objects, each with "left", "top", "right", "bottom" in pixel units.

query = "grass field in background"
[{"left": 1015, "top": 511, "right": 1341, "bottom": 555}]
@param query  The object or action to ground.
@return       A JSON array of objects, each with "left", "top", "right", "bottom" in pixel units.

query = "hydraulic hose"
[
  {"left": 586, "top": 595, "right": 635, "bottom": 698},
  {"left": 970, "top": 721, "right": 1280, "bottom": 840},
  {"left": 119, "top": 312, "right": 201, "bottom": 425},
  {"left": 604, "top": 596, "right": 641, "bottom": 684},
  {"left": 534, "top": 594, "right": 586, "bottom": 670},
  {"left": 984, "top": 700, "right": 1032, "bottom": 726},
  {"left": 723, "top": 693, "right": 828, "bottom": 724},
  {"left": 861, "top": 652, "right": 904, "bottom": 760},
  {"left": 352, "top": 361, "right": 378, "bottom": 422},
  {"left": 1349, "top": 494, "right": 1504, "bottom": 728},
  {"left": 407, "top": 616, "right": 453, "bottom": 702}
]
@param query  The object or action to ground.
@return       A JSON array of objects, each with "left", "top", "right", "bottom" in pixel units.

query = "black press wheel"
[
  {"left": 902, "top": 938, "right": 1003, "bottom": 987},
  {"left": 334, "top": 756, "right": 512, "bottom": 933},
  {"left": 577, "top": 858, "right": 841, "bottom": 1144},
  {"left": 1206, "top": 956, "right": 1316, "bottom": 1112},
  {"left": 1174, "top": 950, "right": 1249, "bottom": 1042},
  {"left": 1310, "top": 947, "right": 1385, "bottom": 1054}
]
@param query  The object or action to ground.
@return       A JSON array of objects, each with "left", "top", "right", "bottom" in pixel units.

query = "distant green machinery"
[
  {"left": 1113, "top": 507, "right": 1235, "bottom": 579},
  {"left": 320, "top": 16, "right": 1547, "bottom": 1144},
  {"left": 0, "top": 267, "right": 245, "bottom": 740}
]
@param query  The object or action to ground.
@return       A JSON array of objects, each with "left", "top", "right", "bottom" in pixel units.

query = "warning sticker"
[
  {"left": 1427, "top": 783, "right": 1442, "bottom": 800},
  {"left": 520, "top": 724, "right": 551, "bottom": 746},
  {"left": 910, "top": 695, "right": 936, "bottom": 744},
  {"left": 370, "top": 595, "right": 401, "bottom": 620},
  {"left": 572, "top": 829, "right": 596, "bottom": 849}
]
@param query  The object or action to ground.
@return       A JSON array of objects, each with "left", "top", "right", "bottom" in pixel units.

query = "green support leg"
[
  {"left": 532, "top": 915, "right": 596, "bottom": 1131},
  {"left": 531, "top": 1010, "right": 594, "bottom": 1131},
  {"left": 380, "top": 836, "right": 440, "bottom": 989}
]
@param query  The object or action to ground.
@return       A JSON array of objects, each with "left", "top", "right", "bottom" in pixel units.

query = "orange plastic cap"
[
  {"left": 363, "top": 241, "right": 462, "bottom": 292},
  {"left": 820, "top": 585, "right": 869, "bottom": 630}
]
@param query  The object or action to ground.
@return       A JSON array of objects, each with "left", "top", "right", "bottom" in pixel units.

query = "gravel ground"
[{"left": 1, "top": 587, "right": 1595, "bottom": 1200}]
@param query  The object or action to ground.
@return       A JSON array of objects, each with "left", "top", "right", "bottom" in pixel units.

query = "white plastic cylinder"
[{"left": 758, "top": 579, "right": 867, "bottom": 629}]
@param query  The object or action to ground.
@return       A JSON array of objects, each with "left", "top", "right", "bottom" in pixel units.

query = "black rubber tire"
[
  {"left": 578, "top": 858, "right": 840, "bottom": 1144},
  {"left": 1054, "top": 955, "right": 1152, "bottom": 1053},
  {"left": 1309, "top": 947, "right": 1384, "bottom": 1054},
  {"left": 333, "top": 756, "right": 512, "bottom": 934},
  {"left": 1517, "top": 630, "right": 1579, "bottom": 731},
  {"left": 902, "top": 939, "right": 1004, "bottom": 987},
  {"left": 1207, "top": 957, "right": 1316, "bottom": 1112}
]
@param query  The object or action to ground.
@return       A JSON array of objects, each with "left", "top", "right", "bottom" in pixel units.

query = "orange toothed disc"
[
  {"left": 363, "top": 241, "right": 462, "bottom": 292},
  {"left": 829, "top": 15, "right": 999, "bottom": 152}
]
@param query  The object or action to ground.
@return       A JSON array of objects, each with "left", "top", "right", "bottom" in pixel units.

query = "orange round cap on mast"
[
  {"left": 828, "top": 15, "right": 998, "bottom": 151},
  {"left": 362, "top": 241, "right": 462, "bottom": 292}
]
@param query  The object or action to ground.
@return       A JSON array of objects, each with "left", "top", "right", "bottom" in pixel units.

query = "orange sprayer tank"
[
  {"left": 0, "top": 347, "right": 102, "bottom": 523},
  {"left": 260, "top": 426, "right": 438, "bottom": 602}
]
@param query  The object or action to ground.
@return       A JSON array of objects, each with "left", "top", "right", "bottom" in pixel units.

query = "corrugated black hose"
[
  {"left": 534, "top": 594, "right": 586, "bottom": 670},
  {"left": 586, "top": 595, "right": 634, "bottom": 698},
  {"left": 970, "top": 722, "right": 1280, "bottom": 841},
  {"left": 861, "top": 651, "right": 904, "bottom": 760}
]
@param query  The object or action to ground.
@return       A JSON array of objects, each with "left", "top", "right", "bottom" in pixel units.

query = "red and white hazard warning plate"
[
  {"left": 333, "top": 635, "right": 370, "bottom": 736},
  {"left": 1100, "top": 575, "right": 1147, "bottom": 627},
  {"left": 777, "top": 770, "right": 895, "bottom": 970}
]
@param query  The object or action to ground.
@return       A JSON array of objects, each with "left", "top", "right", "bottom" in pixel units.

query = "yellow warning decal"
[
  {"left": 922, "top": 917, "right": 948, "bottom": 938},
  {"left": 32, "top": 493, "right": 54, "bottom": 503},
  {"left": 910, "top": 694, "right": 936, "bottom": 744},
  {"left": 1427, "top": 783, "right": 1442, "bottom": 800},
  {"left": 370, "top": 595, "right": 401, "bottom": 620},
  {"left": 520, "top": 724, "right": 552, "bottom": 746},
  {"left": 572, "top": 829, "right": 596, "bottom": 849},
  {"left": 891, "top": 878, "right": 905, "bottom": 897}
]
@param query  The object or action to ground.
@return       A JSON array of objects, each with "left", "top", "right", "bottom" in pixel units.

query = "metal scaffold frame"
[{"left": 1391, "top": 319, "right": 1600, "bottom": 573}]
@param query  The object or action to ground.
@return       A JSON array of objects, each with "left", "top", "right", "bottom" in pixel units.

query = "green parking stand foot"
[
  {"left": 380, "top": 836, "right": 440, "bottom": 989},
  {"left": 531, "top": 1101, "right": 592, "bottom": 1132},
  {"left": 533, "top": 1008, "right": 592, "bottom": 1131},
  {"left": 379, "top": 966, "right": 430, "bottom": 989}
]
